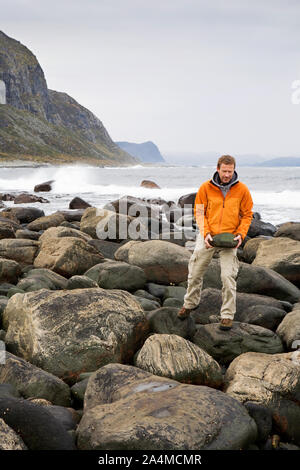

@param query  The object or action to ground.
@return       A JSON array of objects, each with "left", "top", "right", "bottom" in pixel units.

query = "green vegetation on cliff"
[{"left": 0, "top": 31, "right": 138, "bottom": 165}]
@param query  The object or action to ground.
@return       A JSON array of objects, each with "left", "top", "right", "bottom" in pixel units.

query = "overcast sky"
[{"left": 1, "top": 0, "right": 300, "bottom": 159}]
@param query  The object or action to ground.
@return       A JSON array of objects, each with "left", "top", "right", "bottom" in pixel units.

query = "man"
[{"left": 177, "top": 155, "right": 253, "bottom": 330}]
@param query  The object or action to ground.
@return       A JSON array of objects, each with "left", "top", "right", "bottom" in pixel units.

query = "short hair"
[{"left": 217, "top": 155, "right": 236, "bottom": 168}]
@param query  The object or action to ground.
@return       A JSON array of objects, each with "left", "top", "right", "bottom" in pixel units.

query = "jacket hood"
[{"left": 211, "top": 170, "right": 239, "bottom": 189}]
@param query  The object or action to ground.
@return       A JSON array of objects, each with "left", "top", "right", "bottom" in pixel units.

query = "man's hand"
[
  {"left": 204, "top": 233, "right": 213, "bottom": 249},
  {"left": 234, "top": 234, "right": 242, "bottom": 248}
]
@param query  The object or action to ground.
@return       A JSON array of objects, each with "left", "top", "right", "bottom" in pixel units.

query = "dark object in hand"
[{"left": 211, "top": 232, "right": 238, "bottom": 248}]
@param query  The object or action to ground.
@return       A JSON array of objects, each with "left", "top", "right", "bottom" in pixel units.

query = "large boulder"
[
  {"left": 146, "top": 307, "right": 196, "bottom": 339},
  {"left": 202, "top": 259, "right": 300, "bottom": 303},
  {"left": 104, "top": 195, "right": 161, "bottom": 219},
  {"left": 276, "top": 305, "right": 300, "bottom": 349},
  {"left": 177, "top": 192, "right": 196, "bottom": 208},
  {"left": 13, "top": 193, "right": 49, "bottom": 204},
  {"left": 15, "top": 229, "right": 40, "bottom": 240},
  {"left": 3, "top": 207, "right": 45, "bottom": 224},
  {"left": 247, "top": 218, "right": 277, "bottom": 237},
  {"left": 134, "top": 333, "right": 223, "bottom": 387},
  {"left": 16, "top": 268, "right": 68, "bottom": 292},
  {"left": 252, "top": 237, "right": 300, "bottom": 287},
  {"left": 0, "top": 418, "right": 27, "bottom": 450},
  {"left": 0, "top": 239, "right": 40, "bottom": 266},
  {"left": 192, "top": 322, "right": 284, "bottom": 365},
  {"left": 34, "top": 180, "right": 54, "bottom": 192},
  {"left": 39, "top": 226, "right": 92, "bottom": 243},
  {"left": 0, "top": 397, "right": 76, "bottom": 450},
  {"left": 114, "top": 240, "right": 191, "bottom": 284},
  {"left": 224, "top": 351, "right": 300, "bottom": 445},
  {"left": 192, "top": 288, "right": 287, "bottom": 331},
  {"left": 242, "top": 237, "right": 271, "bottom": 264},
  {"left": 84, "top": 259, "right": 147, "bottom": 291},
  {"left": 87, "top": 239, "right": 128, "bottom": 260},
  {"left": 275, "top": 222, "right": 300, "bottom": 241},
  {"left": 69, "top": 197, "right": 91, "bottom": 209},
  {"left": 0, "top": 222, "right": 15, "bottom": 239},
  {"left": 0, "top": 258, "right": 21, "bottom": 284},
  {"left": 33, "top": 237, "right": 104, "bottom": 278},
  {"left": 80, "top": 207, "right": 133, "bottom": 241},
  {"left": 3, "top": 288, "right": 149, "bottom": 383},
  {"left": 67, "top": 275, "right": 99, "bottom": 290},
  {"left": 0, "top": 352, "right": 71, "bottom": 406},
  {"left": 77, "top": 363, "right": 257, "bottom": 450},
  {"left": 26, "top": 212, "right": 65, "bottom": 231}
]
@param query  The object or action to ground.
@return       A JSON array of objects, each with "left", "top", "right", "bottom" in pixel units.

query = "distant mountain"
[
  {"left": 163, "top": 152, "right": 265, "bottom": 166},
  {"left": 0, "top": 31, "right": 139, "bottom": 165},
  {"left": 116, "top": 141, "right": 165, "bottom": 163},
  {"left": 256, "top": 157, "right": 300, "bottom": 167}
]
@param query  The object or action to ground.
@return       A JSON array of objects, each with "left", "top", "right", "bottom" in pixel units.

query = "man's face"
[{"left": 217, "top": 163, "right": 235, "bottom": 184}]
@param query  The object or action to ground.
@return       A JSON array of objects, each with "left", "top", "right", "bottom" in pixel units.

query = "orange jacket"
[{"left": 194, "top": 177, "right": 253, "bottom": 240}]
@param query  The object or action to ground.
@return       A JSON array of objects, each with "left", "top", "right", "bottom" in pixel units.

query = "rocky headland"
[
  {"left": 0, "top": 31, "right": 139, "bottom": 166},
  {"left": 0, "top": 186, "right": 299, "bottom": 451}
]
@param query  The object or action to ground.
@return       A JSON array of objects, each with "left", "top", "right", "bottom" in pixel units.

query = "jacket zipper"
[{"left": 218, "top": 191, "right": 226, "bottom": 233}]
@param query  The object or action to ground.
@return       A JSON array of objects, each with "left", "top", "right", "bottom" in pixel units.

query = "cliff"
[
  {"left": 0, "top": 31, "right": 139, "bottom": 165},
  {"left": 116, "top": 141, "right": 165, "bottom": 163}
]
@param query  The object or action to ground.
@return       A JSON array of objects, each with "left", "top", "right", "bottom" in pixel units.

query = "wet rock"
[
  {"left": 16, "top": 267, "right": 68, "bottom": 292},
  {"left": 114, "top": 240, "right": 190, "bottom": 284},
  {"left": 275, "top": 222, "right": 300, "bottom": 241},
  {"left": 69, "top": 197, "right": 91, "bottom": 209},
  {"left": 0, "top": 258, "right": 21, "bottom": 284},
  {"left": 192, "top": 288, "right": 287, "bottom": 330},
  {"left": 67, "top": 275, "right": 99, "bottom": 290},
  {"left": 80, "top": 206, "right": 133, "bottom": 241},
  {"left": 3, "top": 288, "right": 149, "bottom": 383},
  {"left": 242, "top": 236, "right": 272, "bottom": 263},
  {"left": 224, "top": 351, "right": 300, "bottom": 445},
  {"left": 77, "top": 363, "right": 257, "bottom": 450},
  {"left": 192, "top": 322, "right": 284, "bottom": 365},
  {"left": 177, "top": 192, "right": 197, "bottom": 208},
  {"left": 252, "top": 237, "right": 300, "bottom": 287},
  {"left": 0, "top": 239, "right": 40, "bottom": 266},
  {"left": 34, "top": 180, "right": 54, "bottom": 192},
  {"left": 15, "top": 229, "right": 41, "bottom": 240},
  {"left": 27, "top": 212, "right": 65, "bottom": 231},
  {"left": 39, "top": 226, "right": 92, "bottom": 243},
  {"left": 203, "top": 259, "right": 300, "bottom": 303},
  {"left": 14, "top": 193, "right": 49, "bottom": 204},
  {"left": 134, "top": 333, "right": 223, "bottom": 387},
  {"left": 0, "top": 222, "right": 15, "bottom": 239},
  {"left": 247, "top": 218, "right": 277, "bottom": 237},
  {"left": 140, "top": 180, "right": 161, "bottom": 189},
  {"left": 34, "top": 237, "right": 104, "bottom": 278},
  {"left": 84, "top": 259, "right": 147, "bottom": 291},
  {"left": 0, "top": 352, "right": 71, "bottom": 406},
  {"left": 134, "top": 296, "right": 160, "bottom": 311},
  {"left": 276, "top": 305, "right": 300, "bottom": 349},
  {"left": 146, "top": 306, "right": 196, "bottom": 339},
  {"left": 3, "top": 207, "right": 45, "bottom": 224},
  {"left": 0, "top": 396, "right": 76, "bottom": 449}
]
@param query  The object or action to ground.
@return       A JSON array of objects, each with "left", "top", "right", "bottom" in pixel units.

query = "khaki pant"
[{"left": 183, "top": 234, "right": 239, "bottom": 319}]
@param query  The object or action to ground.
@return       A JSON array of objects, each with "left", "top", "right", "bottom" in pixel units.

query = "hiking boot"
[
  {"left": 177, "top": 306, "right": 192, "bottom": 320},
  {"left": 219, "top": 318, "right": 233, "bottom": 330}
]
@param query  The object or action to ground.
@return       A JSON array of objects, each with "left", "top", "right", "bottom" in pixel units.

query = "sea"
[{"left": 0, "top": 163, "right": 299, "bottom": 226}]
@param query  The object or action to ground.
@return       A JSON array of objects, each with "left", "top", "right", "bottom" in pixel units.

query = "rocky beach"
[{"left": 0, "top": 182, "right": 299, "bottom": 451}]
